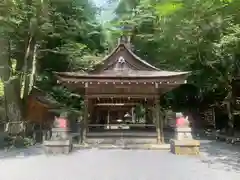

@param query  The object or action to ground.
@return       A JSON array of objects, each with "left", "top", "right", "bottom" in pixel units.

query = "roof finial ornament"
[
  {"left": 118, "top": 35, "right": 130, "bottom": 45},
  {"left": 117, "top": 33, "right": 133, "bottom": 50},
  {"left": 116, "top": 24, "right": 134, "bottom": 49}
]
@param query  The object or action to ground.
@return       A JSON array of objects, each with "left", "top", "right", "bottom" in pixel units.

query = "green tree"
[
  {"left": 0, "top": 0, "right": 107, "bottom": 125},
  {"left": 110, "top": 0, "right": 240, "bottom": 135}
]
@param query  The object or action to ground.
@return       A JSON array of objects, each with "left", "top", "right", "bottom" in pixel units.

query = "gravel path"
[{"left": 0, "top": 140, "right": 240, "bottom": 180}]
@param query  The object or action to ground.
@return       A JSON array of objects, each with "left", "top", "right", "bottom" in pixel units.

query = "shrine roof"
[
  {"left": 55, "top": 38, "right": 190, "bottom": 80},
  {"left": 56, "top": 70, "right": 189, "bottom": 79},
  {"left": 29, "top": 87, "right": 62, "bottom": 108},
  {"left": 97, "top": 43, "right": 160, "bottom": 71}
]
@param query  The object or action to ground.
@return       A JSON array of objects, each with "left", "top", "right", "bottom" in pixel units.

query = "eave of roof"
[
  {"left": 54, "top": 41, "right": 190, "bottom": 80},
  {"left": 29, "top": 86, "right": 62, "bottom": 108},
  {"left": 55, "top": 70, "right": 190, "bottom": 79}
]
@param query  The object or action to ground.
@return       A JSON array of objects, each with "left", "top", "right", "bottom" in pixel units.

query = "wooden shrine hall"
[{"left": 55, "top": 36, "right": 189, "bottom": 143}]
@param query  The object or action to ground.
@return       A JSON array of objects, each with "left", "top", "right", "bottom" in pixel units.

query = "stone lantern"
[
  {"left": 44, "top": 113, "right": 73, "bottom": 154},
  {"left": 170, "top": 112, "right": 200, "bottom": 155}
]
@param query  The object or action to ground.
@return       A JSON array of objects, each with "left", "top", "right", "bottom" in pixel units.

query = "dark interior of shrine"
[{"left": 88, "top": 97, "right": 156, "bottom": 132}]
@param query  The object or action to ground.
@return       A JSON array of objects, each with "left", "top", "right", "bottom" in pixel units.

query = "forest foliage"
[
  {"left": 106, "top": 0, "right": 240, "bottom": 107},
  {"left": 0, "top": 0, "right": 106, "bottom": 121},
  {"left": 1, "top": 0, "right": 240, "bottom": 126}
]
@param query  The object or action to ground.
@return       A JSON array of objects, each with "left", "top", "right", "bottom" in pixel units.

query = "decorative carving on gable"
[
  {"left": 114, "top": 56, "right": 126, "bottom": 70},
  {"left": 118, "top": 56, "right": 125, "bottom": 64}
]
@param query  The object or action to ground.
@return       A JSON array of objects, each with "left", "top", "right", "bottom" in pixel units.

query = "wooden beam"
[
  {"left": 86, "top": 94, "right": 159, "bottom": 99},
  {"left": 94, "top": 103, "right": 138, "bottom": 106},
  {"left": 57, "top": 77, "right": 187, "bottom": 85}
]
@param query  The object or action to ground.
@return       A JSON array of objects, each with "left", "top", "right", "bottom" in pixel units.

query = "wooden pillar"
[
  {"left": 80, "top": 82, "right": 89, "bottom": 144},
  {"left": 88, "top": 99, "right": 93, "bottom": 125},
  {"left": 154, "top": 82, "right": 164, "bottom": 144},
  {"left": 143, "top": 99, "right": 147, "bottom": 124},
  {"left": 96, "top": 107, "right": 99, "bottom": 124},
  {"left": 145, "top": 99, "right": 152, "bottom": 125},
  {"left": 81, "top": 97, "right": 88, "bottom": 144},
  {"left": 131, "top": 107, "right": 134, "bottom": 123},
  {"left": 154, "top": 98, "right": 161, "bottom": 144}
]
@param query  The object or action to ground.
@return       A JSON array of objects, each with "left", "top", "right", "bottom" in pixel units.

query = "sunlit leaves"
[
  {"left": 0, "top": 0, "right": 106, "bottom": 111},
  {"left": 220, "top": 0, "right": 233, "bottom": 3},
  {"left": 155, "top": 1, "right": 183, "bottom": 16},
  {"left": 219, "top": 24, "right": 240, "bottom": 49}
]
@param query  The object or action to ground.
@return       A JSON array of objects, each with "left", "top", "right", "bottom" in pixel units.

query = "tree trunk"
[
  {"left": 29, "top": 43, "right": 38, "bottom": 93},
  {"left": 0, "top": 37, "right": 23, "bottom": 123},
  {"left": 0, "top": 37, "right": 10, "bottom": 122},
  {"left": 22, "top": 36, "right": 36, "bottom": 102},
  {"left": 5, "top": 78, "right": 23, "bottom": 122}
]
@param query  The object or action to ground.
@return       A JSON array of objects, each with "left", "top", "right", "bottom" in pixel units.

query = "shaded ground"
[
  {"left": 200, "top": 140, "right": 240, "bottom": 173},
  {"left": 0, "top": 138, "right": 240, "bottom": 180}
]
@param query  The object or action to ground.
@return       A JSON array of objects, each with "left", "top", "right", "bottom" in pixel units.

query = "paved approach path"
[{"left": 0, "top": 140, "right": 240, "bottom": 180}]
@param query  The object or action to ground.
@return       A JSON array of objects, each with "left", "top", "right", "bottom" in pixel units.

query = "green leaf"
[{"left": 155, "top": 2, "right": 183, "bottom": 16}]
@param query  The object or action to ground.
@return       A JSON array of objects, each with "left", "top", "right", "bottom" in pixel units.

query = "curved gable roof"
[
  {"left": 92, "top": 43, "right": 159, "bottom": 73},
  {"left": 55, "top": 40, "right": 190, "bottom": 80}
]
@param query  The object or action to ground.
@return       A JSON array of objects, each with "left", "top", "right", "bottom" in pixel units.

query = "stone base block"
[
  {"left": 44, "top": 140, "right": 73, "bottom": 154},
  {"left": 170, "top": 139, "right": 200, "bottom": 155}
]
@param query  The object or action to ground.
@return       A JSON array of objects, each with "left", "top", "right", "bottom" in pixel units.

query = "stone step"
[{"left": 73, "top": 143, "right": 170, "bottom": 150}]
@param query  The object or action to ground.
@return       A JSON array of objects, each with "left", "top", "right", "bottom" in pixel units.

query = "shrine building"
[{"left": 55, "top": 36, "right": 189, "bottom": 143}]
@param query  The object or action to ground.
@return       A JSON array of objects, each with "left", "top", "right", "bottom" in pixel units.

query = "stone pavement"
[{"left": 0, "top": 140, "right": 240, "bottom": 180}]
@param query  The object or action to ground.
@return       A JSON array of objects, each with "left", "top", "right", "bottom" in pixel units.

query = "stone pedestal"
[
  {"left": 43, "top": 127, "right": 73, "bottom": 154},
  {"left": 170, "top": 139, "right": 200, "bottom": 155},
  {"left": 44, "top": 139, "right": 72, "bottom": 154},
  {"left": 175, "top": 127, "right": 193, "bottom": 140},
  {"left": 170, "top": 127, "right": 200, "bottom": 155}
]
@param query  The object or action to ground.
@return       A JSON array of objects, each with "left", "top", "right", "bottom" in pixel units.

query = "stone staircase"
[{"left": 75, "top": 137, "right": 170, "bottom": 150}]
